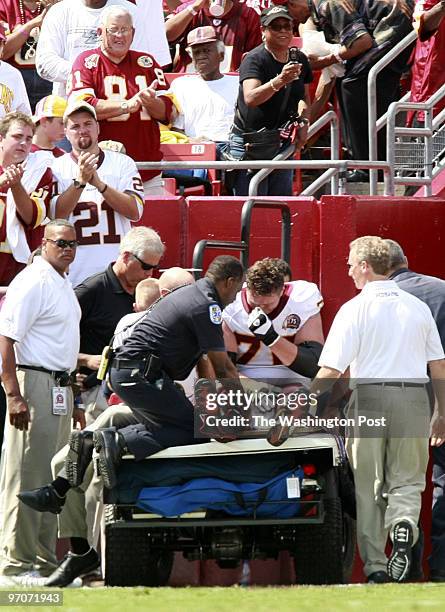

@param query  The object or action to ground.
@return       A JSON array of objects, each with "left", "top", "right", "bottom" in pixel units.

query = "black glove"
[{"left": 247, "top": 307, "right": 279, "bottom": 346}]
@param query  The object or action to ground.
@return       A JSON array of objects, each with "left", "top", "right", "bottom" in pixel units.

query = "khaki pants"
[
  {"left": 0, "top": 371, "right": 73, "bottom": 576},
  {"left": 346, "top": 384, "right": 430, "bottom": 577},
  {"left": 52, "top": 405, "right": 135, "bottom": 542},
  {"left": 81, "top": 386, "right": 109, "bottom": 426}
]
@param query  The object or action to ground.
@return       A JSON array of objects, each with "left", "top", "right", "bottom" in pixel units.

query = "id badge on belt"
[{"left": 52, "top": 386, "right": 68, "bottom": 416}]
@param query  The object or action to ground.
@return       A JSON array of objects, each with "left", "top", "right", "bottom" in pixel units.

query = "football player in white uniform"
[
  {"left": 50, "top": 100, "right": 144, "bottom": 287},
  {"left": 222, "top": 258, "right": 324, "bottom": 444},
  {"left": 223, "top": 257, "right": 324, "bottom": 385}
]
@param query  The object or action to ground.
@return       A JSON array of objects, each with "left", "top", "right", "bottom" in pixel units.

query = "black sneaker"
[
  {"left": 387, "top": 521, "right": 413, "bottom": 582},
  {"left": 45, "top": 549, "right": 100, "bottom": 587},
  {"left": 93, "top": 427, "right": 125, "bottom": 489},
  {"left": 17, "top": 484, "right": 65, "bottom": 514},
  {"left": 65, "top": 430, "right": 94, "bottom": 488},
  {"left": 367, "top": 571, "right": 390, "bottom": 584}
]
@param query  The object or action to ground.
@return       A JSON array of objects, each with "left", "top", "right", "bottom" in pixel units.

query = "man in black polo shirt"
[
  {"left": 75, "top": 226, "right": 165, "bottom": 423},
  {"left": 387, "top": 239, "right": 445, "bottom": 583}
]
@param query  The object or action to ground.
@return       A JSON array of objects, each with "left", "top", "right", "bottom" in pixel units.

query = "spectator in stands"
[
  {"left": 169, "top": 26, "right": 238, "bottom": 148},
  {"left": 0, "top": 219, "right": 82, "bottom": 587},
  {"left": 0, "top": 0, "right": 54, "bottom": 110},
  {"left": 227, "top": 5, "right": 311, "bottom": 195},
  {"left": 31, "top": 94, "right": 66, "bottom": 157},
  {"left": 51, "top": 100, "right": 145, "bottom": 287},
  {"left": 408, "top": 0, "right": 445, "bottom": 127},
  {"left": 0, "top": 111, "right": 52, "bottom": 284},
  {"left": 0, "top": 23, "right": 31, "bottom": 117},
  {"left": 67, "top": 6, "right": 173, "bottom": 196},
  {"left": 165, "top": 0, "right": 262, "bottom": 72},
  {"left": 36, "top": 0, "right": 170, "bottom": 100},
  {"left": 308, "top": 0, "right": 415, "bottom": 182},
  {"left": 74, "top": 227, "right": 164, "bottom": 424}
]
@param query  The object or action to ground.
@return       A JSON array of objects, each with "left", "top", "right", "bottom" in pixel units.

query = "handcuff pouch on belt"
[{"left": 142, "top": 353, "right": 163, "bottom": 388}]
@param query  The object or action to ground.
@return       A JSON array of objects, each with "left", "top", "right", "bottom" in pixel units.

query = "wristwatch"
[
  {"left": 73, "top": 179, "right": 86, "bottom": 189},
  {"left": 120, "top": 101, "right": 129, "bottom": 112}
]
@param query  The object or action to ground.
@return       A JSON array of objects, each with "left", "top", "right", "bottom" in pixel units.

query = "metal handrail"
[
  {"left": 137, "top": 160, "right": 391, "bottom": 191},
  {"left": 248, "top": 110, "right": 340, "bottom": 196},
  {"left": 386, "top": 83, "right": 445, "bottom": 196},
  {"left": 368, "top": 30, "right": 417, "bottom": 194},
  {"left": 192, "top": 199, "right": 292, "bottom": 275}
]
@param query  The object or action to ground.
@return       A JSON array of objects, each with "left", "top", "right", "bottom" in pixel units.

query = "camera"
[{"left": 288, "top": 47, "right": 300, "bottom": 64}]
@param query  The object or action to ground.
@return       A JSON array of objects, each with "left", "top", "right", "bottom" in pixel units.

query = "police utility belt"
[{"left": 98, "top": 346, "right": 163, "bottom": 386}]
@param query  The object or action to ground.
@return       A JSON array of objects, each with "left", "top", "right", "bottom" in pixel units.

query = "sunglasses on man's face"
[
  {"left": 268, "top": 22, "right": 293, "bottom": 32},
  {"left": 132, "top": 253, "right": 158, "bottom": 271},
  {"left": 46, "top": 238, "right": 79, "bottom": 249}
]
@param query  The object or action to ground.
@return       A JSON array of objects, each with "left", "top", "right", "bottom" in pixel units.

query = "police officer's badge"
[
  {"left": 137, "top": 56, "right": 153, "bottom": 68},
  {"left": 209, "top": 304, "right": 222, "bottom": 324}
]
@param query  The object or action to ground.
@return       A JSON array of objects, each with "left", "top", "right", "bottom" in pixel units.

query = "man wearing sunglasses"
[
  {"left": 74, "top": 226, "right": 164, "bottom": 425},
  {"left": 0, "top": 219, "right": 82, "bottom": 586}
]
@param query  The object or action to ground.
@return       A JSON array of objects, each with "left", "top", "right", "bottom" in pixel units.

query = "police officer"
[
  {"left": 387, "top": 239, "right": 445, "bottom": 583},
  {"left": 95, "top": 254, "right": 244, "bottom": 486}
]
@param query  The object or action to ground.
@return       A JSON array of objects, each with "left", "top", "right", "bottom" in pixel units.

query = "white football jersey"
[
  {"left": 51, "top": 149, "right": 144, "bottom": 287},
  {"left": 223, "top": 281, "right": 323, "bottom": 382}
]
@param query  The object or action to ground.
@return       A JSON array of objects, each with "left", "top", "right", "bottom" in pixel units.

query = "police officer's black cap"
[{"left": 261, "top": 6, "right": 293, "bottom": 27}]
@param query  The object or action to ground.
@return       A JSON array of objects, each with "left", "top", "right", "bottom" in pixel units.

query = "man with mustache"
[{"left": 50, "top": 99, "right": 144, "bottom": 287}]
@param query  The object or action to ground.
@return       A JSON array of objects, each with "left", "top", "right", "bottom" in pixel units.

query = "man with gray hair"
[
  {"left": 66, "top": 5, "right": 173, "bottom": 196},
  {"left": 387, "top": 238, "right": 445, "bottom": 582},
  {"left": 169, "top": 27, "right": 238, "bottom": 146},
  {"left": 311, "top": 235, "right": 445, "bottom": 583},
  {"left": 36, "top": 0, "right": 170, "bottom": 99},
  {"left": 74, "top": 226, "right": 164, "bottom": 424},
  {"left": 0, "top": 219, "right": 82, "bottom": 586}
]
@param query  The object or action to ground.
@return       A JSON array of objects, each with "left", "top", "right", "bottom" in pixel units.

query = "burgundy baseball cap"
[{"left": 187, "top": 26, "right": 219, "bottom": 47}]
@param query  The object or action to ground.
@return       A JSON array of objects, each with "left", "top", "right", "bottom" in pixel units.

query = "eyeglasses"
[
  {"left": 106, "top": 27, "right": 133, "bottom": 36},
  {"left": 46, "top": 238, "right": 79, "bottom": 249},
  {"left": 132, "top": 253, "right": 157, "bottom": 271},
  {"left": 267, "top": 22, "right": 293, "bottom": 32}
]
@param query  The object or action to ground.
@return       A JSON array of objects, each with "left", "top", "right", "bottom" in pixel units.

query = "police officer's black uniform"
[{"left": 109, "top": 277, "right": 226, "bottom": 460}]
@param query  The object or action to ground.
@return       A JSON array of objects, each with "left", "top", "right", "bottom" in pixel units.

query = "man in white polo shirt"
[
  {"left": 0, "top": 219, "right": 82, "bottom": 586},
  {"left": 311, "top": 236, "right": 445, "bottom": 584}
]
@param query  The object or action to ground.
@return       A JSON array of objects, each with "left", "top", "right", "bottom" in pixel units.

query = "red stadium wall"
[{"left": 135, "top": 192, "right": 444, "bottom": 585}]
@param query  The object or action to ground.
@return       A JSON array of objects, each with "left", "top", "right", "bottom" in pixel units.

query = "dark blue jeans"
[
  {"left": 227, "top": 131, "right": 293, "bottom": 196},
  {"left": 20, "top": 68, "right": 52, "bottom": 112}
]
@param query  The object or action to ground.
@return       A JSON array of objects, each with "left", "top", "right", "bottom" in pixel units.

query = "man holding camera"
[{"left": 227, "top": 5, "right": 312, "bottom": 196}]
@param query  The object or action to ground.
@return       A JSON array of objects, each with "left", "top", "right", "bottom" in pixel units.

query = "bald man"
[{"left": 158, "top": 267, "right": 194, "bottom": 295}]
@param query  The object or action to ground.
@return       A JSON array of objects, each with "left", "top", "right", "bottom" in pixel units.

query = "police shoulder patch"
[
  {"left": 85, "top": 54, "right": 99, "bottom": 69},
  {"left": 137, "top": 55, "right": 153, "bottom": 68},
  {"left": 209, "top": 304, "right": 222, "bottom": 324}
]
